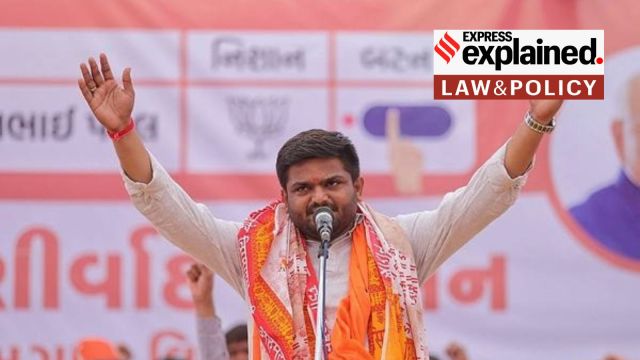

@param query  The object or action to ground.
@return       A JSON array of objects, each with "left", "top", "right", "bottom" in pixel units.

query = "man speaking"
[{"left": 78, "top": 53, "right": 562, "bottom": 359}]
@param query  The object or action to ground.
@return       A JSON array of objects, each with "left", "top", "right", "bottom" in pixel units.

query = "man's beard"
[{"left": 288, "top": 199, "right": 359, "bottom": 241}]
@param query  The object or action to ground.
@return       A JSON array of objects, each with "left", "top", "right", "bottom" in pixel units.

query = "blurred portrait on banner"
[{"left": 552, "top": 46, "right": 640, "bottom": 265}]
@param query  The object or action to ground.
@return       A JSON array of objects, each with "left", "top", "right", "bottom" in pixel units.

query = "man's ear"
[
  {"left": 611, "top": 119, "right": 625, "bottom": 163},
  {"left": 354, "top": 177, "right": 364, "bottom": 200},
  {"left": 281, "top": 188, "right": 287, "bottom": 203}
]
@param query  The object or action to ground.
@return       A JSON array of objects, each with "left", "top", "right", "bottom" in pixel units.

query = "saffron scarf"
[{"left": 237, "top": 201, "right": 427, "bottom": 359}]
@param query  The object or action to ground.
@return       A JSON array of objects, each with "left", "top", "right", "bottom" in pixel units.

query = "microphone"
[
  {"left": 313, "top": 206, "right": 334, "bottom": 243},
  {"left": 312, "top": 206, "right": 334, "bottom": 358}
]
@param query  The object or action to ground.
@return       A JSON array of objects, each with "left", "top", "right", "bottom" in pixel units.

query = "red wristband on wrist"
[{"left": 107, "top": 119, "right": 135, "bottom": 141}]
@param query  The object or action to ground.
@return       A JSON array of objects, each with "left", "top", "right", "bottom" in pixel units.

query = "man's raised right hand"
[{"left": 78, "top": 53, "right": 135, "bottom": 133}]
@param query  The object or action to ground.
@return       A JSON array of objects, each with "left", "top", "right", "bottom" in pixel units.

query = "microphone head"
[{"left": 313, "top": 206, "right": 334, "bottom": 232}]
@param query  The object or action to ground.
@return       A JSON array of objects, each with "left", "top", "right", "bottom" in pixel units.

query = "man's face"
[
  {"left": 282, "top": 157, "right": 363, "bottom": 241},
  {"left": 619, "top": 76, "right": 640, "bottom": 185},
  {"left": 227, "top": 341, "right": 249, "bottom": 360}
]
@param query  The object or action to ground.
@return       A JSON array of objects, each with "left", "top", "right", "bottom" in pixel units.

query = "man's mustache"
[{"left": 307, "top": 204, "right": 336, "bottom": 216}]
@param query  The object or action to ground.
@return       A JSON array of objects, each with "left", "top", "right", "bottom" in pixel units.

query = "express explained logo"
[
  {"left": 433, "top": 30, "right": 605, "bottom": 99},
  {"left": 457, "top": 31, "right": 602, "bottom": 71},
  {"left": 434, "top": 32, "right": 461, "bottom": 64}
]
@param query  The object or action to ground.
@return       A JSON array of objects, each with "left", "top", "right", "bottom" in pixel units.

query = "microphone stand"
[{"left": 313, "top": 230, "right": 330, "bottom": 359}]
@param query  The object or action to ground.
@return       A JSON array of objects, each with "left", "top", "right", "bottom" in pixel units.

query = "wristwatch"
[{"left": 524, "top": 111, "right": 556, "bottom": 134}]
